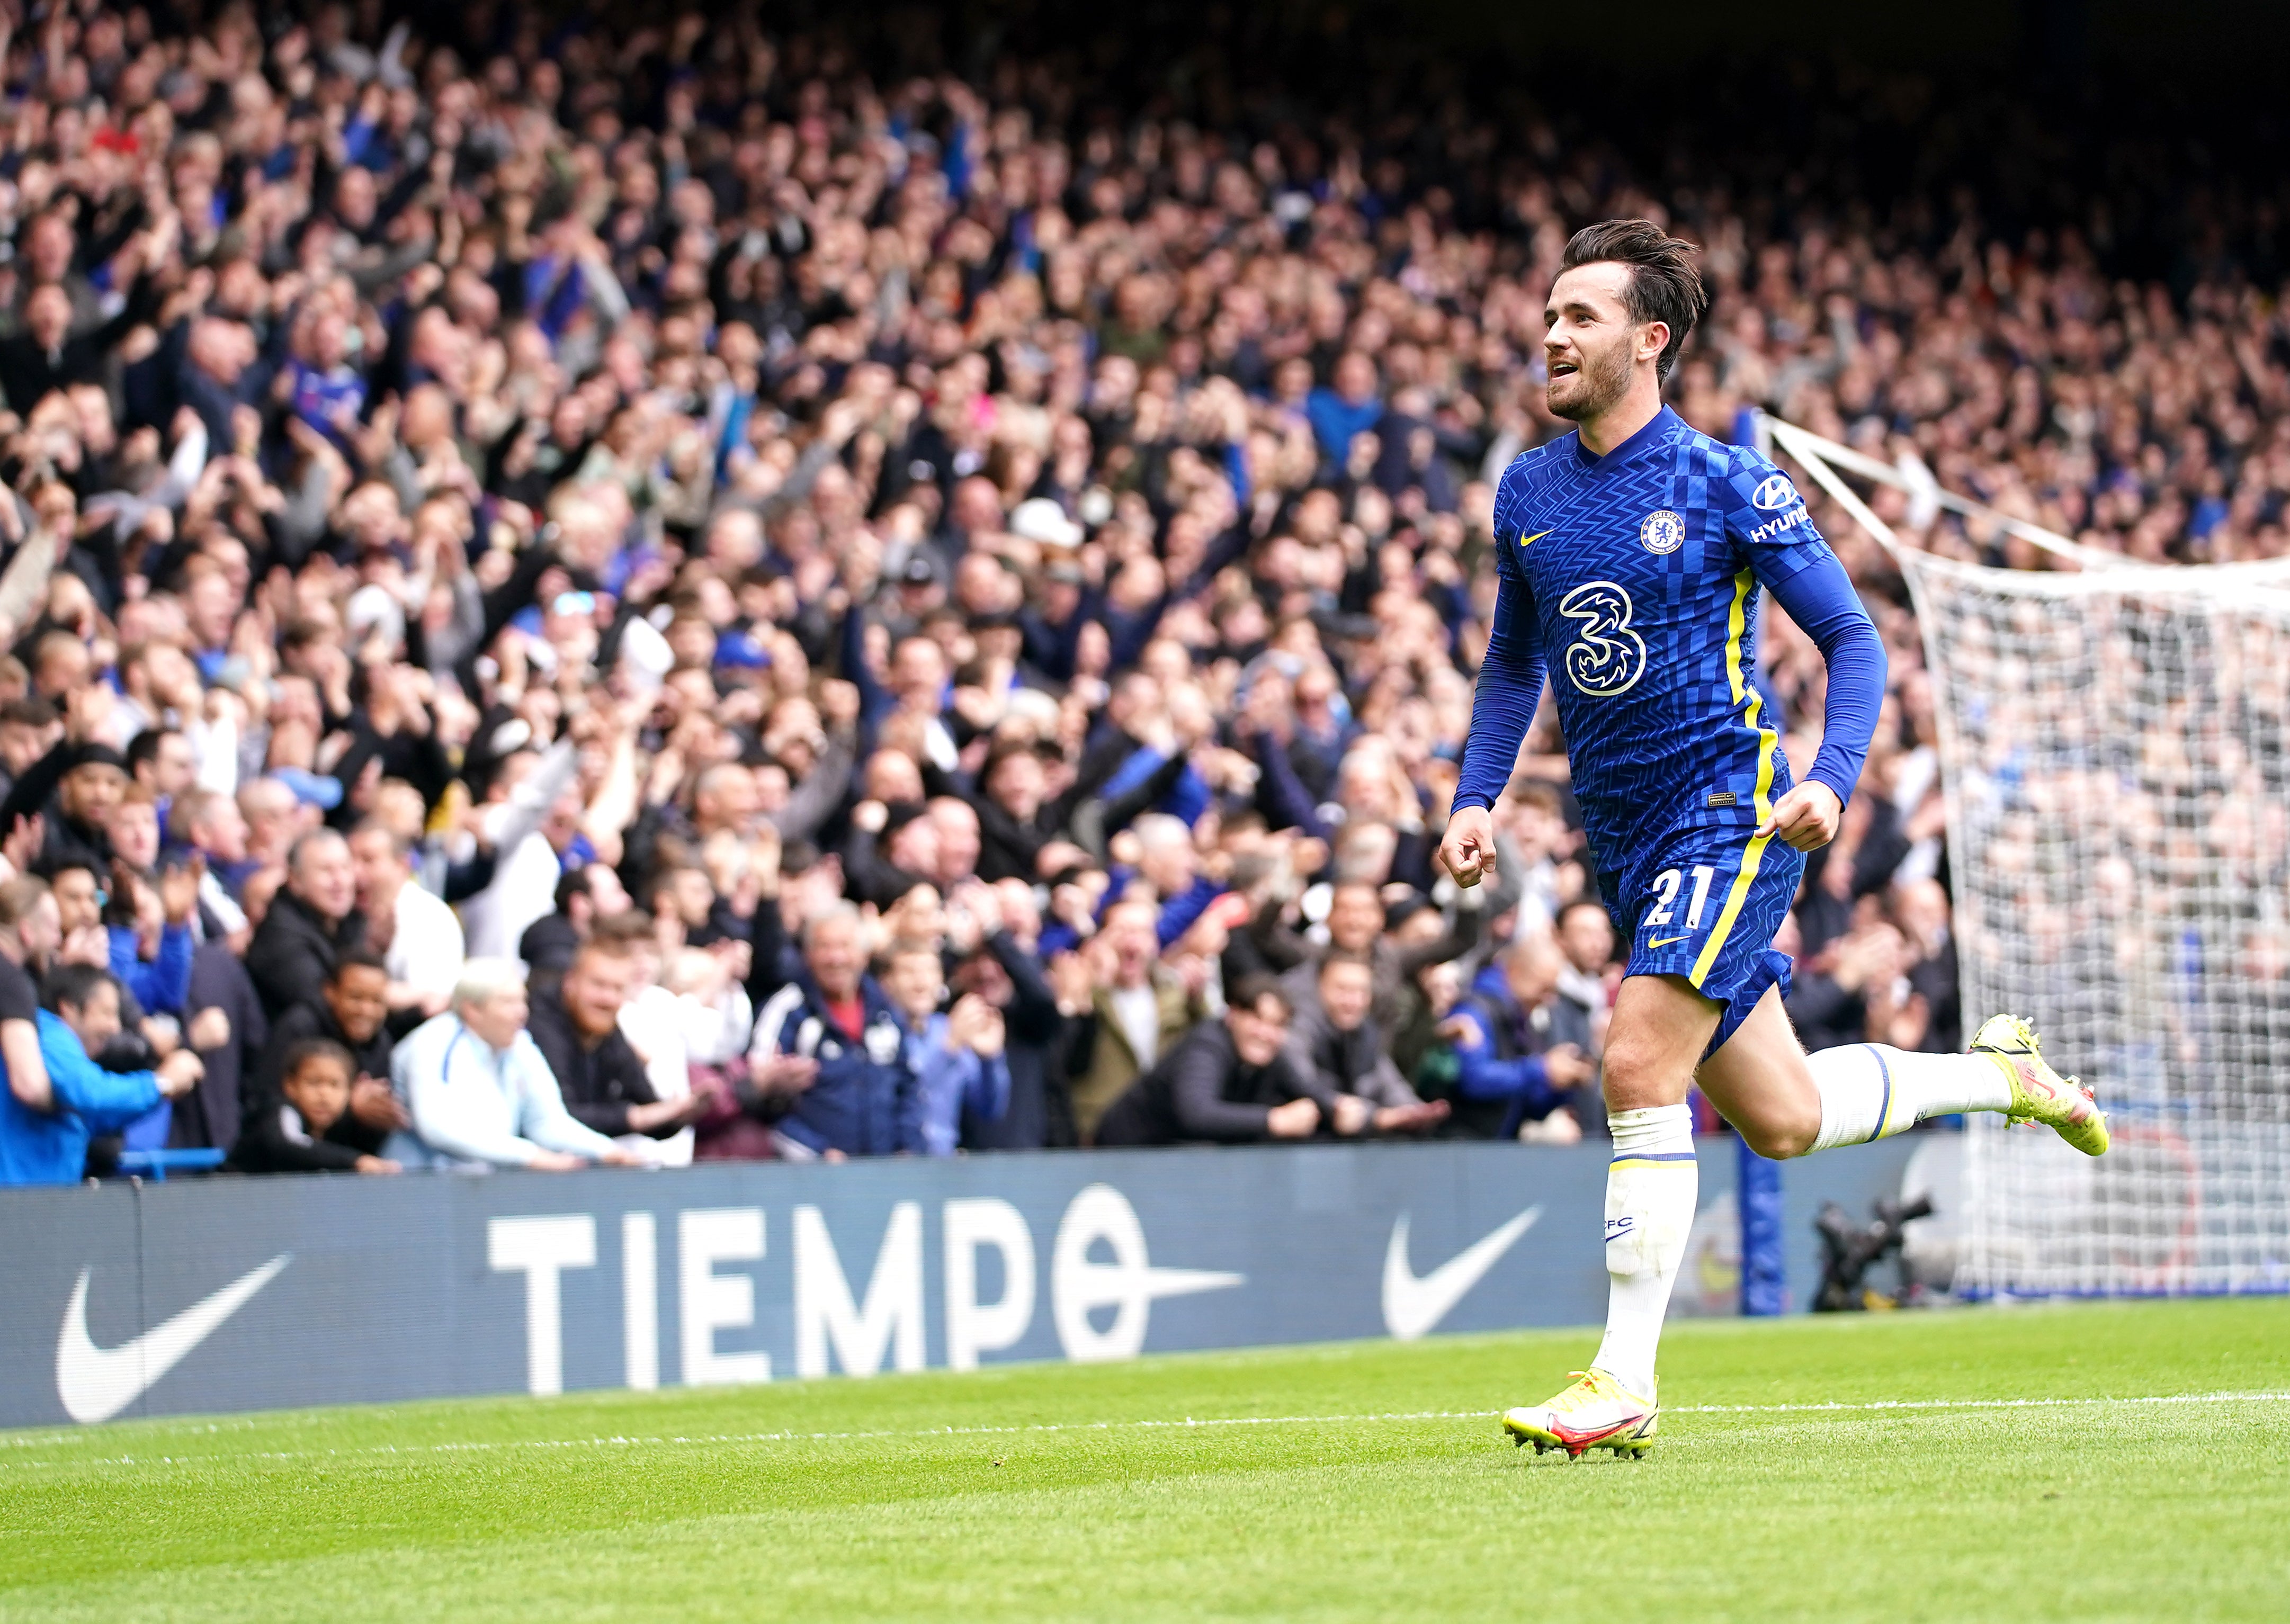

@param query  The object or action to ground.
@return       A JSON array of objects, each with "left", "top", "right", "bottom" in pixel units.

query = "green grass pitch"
[{"left": 6, "top": 1298, "right": 2288, "bottom": 1621}]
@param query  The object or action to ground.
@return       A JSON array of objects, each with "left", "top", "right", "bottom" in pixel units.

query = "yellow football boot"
[
  {"left": 1501, "top": 1369, "right": 1658, "bottom": 1460},
  {"left": 1972, "top": 1014, "right": 2108, "bottom": 1157}
]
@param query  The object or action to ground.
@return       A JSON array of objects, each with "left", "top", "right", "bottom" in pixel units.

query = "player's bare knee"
[
  {"left": 1739, "top": 1109, "right": 1820, "bottom": 1160},
  {"left": 1599, "top": 1041, "right": 1684, "bottom": 1114}
]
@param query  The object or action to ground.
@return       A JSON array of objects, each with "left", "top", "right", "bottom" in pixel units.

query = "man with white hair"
[{"left": 388, "top": 958, "right": 634, "bottom": 1170}]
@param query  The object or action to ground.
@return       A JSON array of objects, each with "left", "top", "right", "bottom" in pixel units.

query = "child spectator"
[{"left": 226, "top": 1039, "right": 401, "bottom": 1176}]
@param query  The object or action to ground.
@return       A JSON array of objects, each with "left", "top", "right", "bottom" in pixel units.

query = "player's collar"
[{"left": 1570, "top": 405, "right": 1681, "bottom": 473}]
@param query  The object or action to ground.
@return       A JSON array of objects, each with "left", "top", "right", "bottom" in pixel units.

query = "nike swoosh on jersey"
[
  {"left": 56, "top": 1255, "right": 290, "bottom": 1423},
  {"left": 1517, "top": 530, "right": 1551, "bottom": 548},
  {"left": 1381, "top": 1207, "right": 1541, "bottom": 1341},
  {"left": 1648, "top": 934, "right": 1690, "bottom": 948}
]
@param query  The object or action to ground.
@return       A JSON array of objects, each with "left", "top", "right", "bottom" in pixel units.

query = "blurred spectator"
[
  {"left": 1066, "top": 899, "right": 1204, "bottom": 1143},
  {"left": 1097, "top": 975, "right": 1337, "bottom": 1145},
  {"left": 1443, "top": 935, "right": 1596, "bottom": 1141},
  {"left": 0, "top": 965, "right": 200, "bottom": 1187},
  {"left": 1283, "top": 952, "right": 1450, "bottom": 1134},
  {"left": 349, "top": 820, "right": 464, "bottom": 1022},
  {"left": 0, "top": 876, "right": 58, "bottom": 1117},
  {"left": 389, "top": 959, "right": 633, "bottom": 1171},
  {"left": 225, "top": 1039, "right": 401, "bottom": 1177},
  {"left": 882, "top": 938, "right": 1010, "bottom": 1156},
  {"left": 527, "top": 939, "right": 707, "bottom": 1147},
  {"left": 246, "top": 830, "right": 365, "bottom": 1020},
  {"left": 749, "top": 904, "right": 922, "bottom": 1160},
  {"left": 255, "top": 949, "right": 404, "bottom": 1160}
]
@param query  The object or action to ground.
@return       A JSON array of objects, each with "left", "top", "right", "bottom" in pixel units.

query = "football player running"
[{"left": 1443, "top": 220, "right": 2106, "bottom": 1460}]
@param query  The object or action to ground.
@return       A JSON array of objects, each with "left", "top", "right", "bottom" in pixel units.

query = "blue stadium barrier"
[{"left": 114, "top": 1149, "right": 226, "bottom": 1182}]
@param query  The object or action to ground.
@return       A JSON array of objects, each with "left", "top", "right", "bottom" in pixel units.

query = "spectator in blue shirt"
[
  {"left": 1444, "top": 935, "right": 1597, "bottom": 1141},
  {"left": 0, "top": 965, "right": 202, "bottom": 1186},
  {"left": 1303, "top": 351, "right": 1386, "bottom": 471},
  {"left": 882, "top": 940, "right": 1008, "bottom": 1156}
]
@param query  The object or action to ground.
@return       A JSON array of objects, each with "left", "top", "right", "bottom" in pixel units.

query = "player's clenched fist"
[
  {"left": 1756, "top": 780, "right": 1844, "bottom": 851},
  {"left": 1439, "top": 805, "right": 1498, "bottom": 887}
]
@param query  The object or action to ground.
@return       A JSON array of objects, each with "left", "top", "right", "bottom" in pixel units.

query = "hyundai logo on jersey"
[{"left": 1750, "top": 474, "right": 1799, "bottom": 510}]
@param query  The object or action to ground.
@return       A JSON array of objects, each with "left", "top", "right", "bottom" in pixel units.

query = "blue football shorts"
[{"left": 1603, "top": 822, "right": 1804, "bottom": 1060}]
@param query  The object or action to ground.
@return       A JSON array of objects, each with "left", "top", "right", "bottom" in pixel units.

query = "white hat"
[{"left": 1009, "top": 497, "right": 1084, "bottom": 549}]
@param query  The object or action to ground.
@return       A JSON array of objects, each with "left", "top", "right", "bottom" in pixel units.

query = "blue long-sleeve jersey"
[
  {"left": 0, "top": 1011, "right": 164, "bottom": 1186},
  {"left": 1454, "top": 408, "right": 1885, "bottom": 876}
]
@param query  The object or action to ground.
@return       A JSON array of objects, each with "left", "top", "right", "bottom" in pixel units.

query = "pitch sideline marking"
[{"left": 6, "top": 1390, "right": 2290, "bottom": 1471}]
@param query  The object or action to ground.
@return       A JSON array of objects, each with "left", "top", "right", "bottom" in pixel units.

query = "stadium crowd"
[{"left": 0, "top": 1, "right": 2282, "bottom": 1180}]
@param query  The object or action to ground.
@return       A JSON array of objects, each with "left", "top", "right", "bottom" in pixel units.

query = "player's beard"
[{"left": 1547, "top": 338, "right": 1634, "bottom": 423}]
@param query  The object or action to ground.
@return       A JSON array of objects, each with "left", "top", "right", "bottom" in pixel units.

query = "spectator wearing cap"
[
  {"left": 0, "top": 737, "right": 130, "bottom": 875},
  {"left": 748, "top": 903, "right": 923, "bottom": 1160},
  {"left": 245, "top": 828, "right": 368, "bottom": 1020},
  {"left": 389, "top": 959, "right": 636, "bottom": 1172}
]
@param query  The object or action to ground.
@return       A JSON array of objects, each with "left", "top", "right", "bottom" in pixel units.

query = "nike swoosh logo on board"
[
  {"left": 1518, "top": 530, "right": 1551, "bottom": 548},
  {"left": 1648, "top": 935, "right": 1689, "bottom": 948},
  {"left": 55, "top": 1255, "right": 290, "bottom": 1424},
  {"left": 1381, "top": 1207, "right": 1541, "bottom": 1342}
]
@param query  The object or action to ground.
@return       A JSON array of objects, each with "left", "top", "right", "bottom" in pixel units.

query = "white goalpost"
[{"left": 1765, "top": 414, "right": 2290, "bottom": 1298}]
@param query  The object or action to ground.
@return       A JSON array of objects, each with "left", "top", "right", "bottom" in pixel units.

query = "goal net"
[{"left": 1768, "top": 416, "right": 2290, "bottom": 1297}]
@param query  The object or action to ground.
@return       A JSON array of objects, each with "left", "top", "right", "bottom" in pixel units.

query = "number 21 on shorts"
[{"left": 1645, "top": 864, "right": 1716, "bottom": 934}]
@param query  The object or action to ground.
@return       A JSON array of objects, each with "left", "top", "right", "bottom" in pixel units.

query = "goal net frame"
[{"left": 1763, "top": 412, "right": 2290, "bottom": 1299}]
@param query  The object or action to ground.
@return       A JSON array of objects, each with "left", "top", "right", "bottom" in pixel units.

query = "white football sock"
[
  {"left": 1805, "top": 1043, "right": 2015, "bottom": 1152},
  {"left": 1589, "top": 1103, "right": 1697, "bottom": 1398}
]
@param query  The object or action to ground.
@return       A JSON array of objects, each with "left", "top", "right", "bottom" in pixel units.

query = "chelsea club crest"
[{"left": 1639, "top": 509, "right": 1685, "bottom": 554}]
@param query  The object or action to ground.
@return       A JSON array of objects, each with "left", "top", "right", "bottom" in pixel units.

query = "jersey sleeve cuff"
[
  {"left": 1808, "top": 765, "right": 1857, "bottom": 810},
  {"left": 1448, "top": 789, "right": 1498, "bottom": 813}
]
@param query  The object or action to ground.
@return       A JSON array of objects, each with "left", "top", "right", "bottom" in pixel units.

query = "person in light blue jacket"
[
  {"left": 388, "top": 958, "right": 635, "bottom": 1171},
  {"left": 0, "top": 965, "right": 202, "bottom": 1186}
]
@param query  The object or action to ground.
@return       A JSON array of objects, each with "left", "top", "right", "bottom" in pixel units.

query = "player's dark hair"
[{"left": 1560, "top": 219, "right": 1708, "bottom": 383}]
